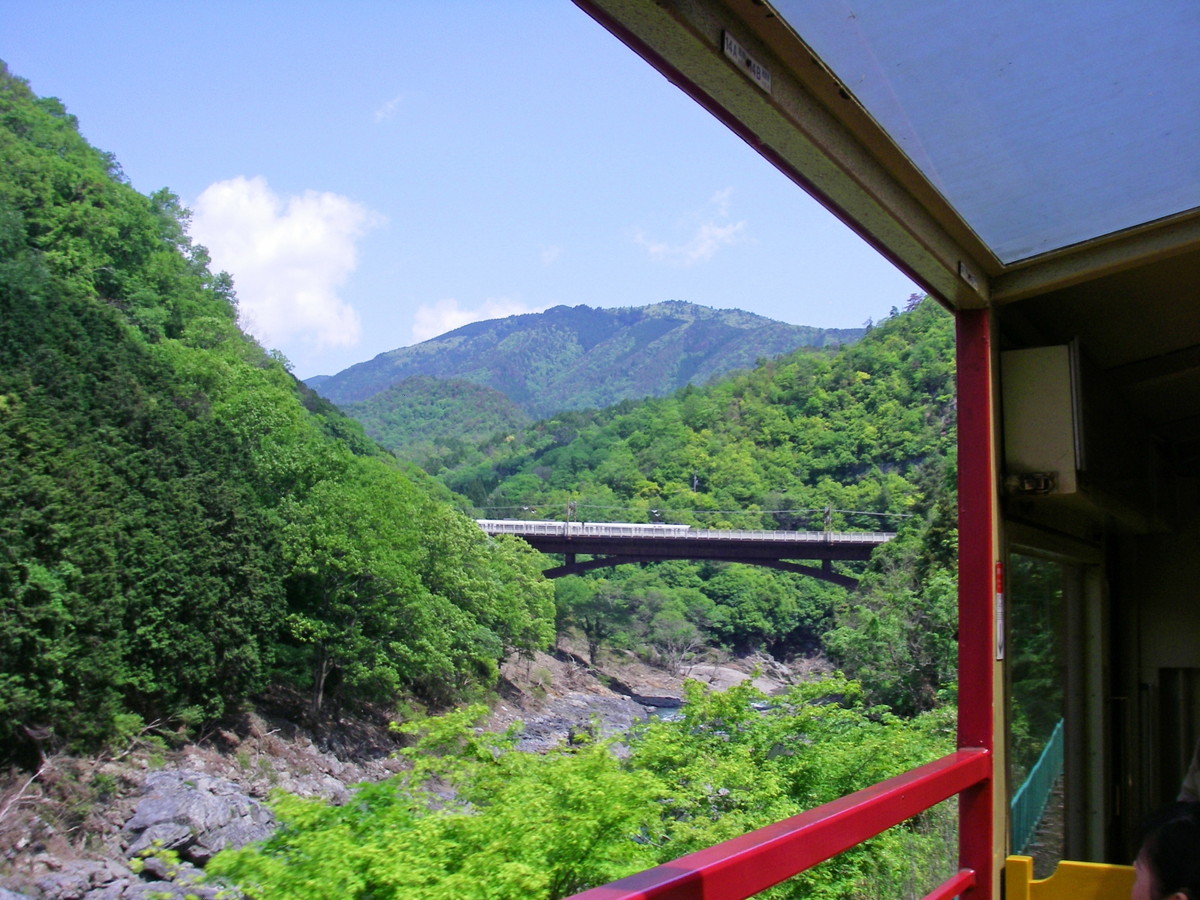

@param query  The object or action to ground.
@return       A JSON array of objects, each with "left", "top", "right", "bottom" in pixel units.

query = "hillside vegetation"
[
  {"left": 0, "top": 63, "right": 554, "bottom": 766},
  {"left": 343, "top": 375, "right": 531, "bottom": 470},
  {"left": 308, "top": 300, "right": 863, "bottom": 419},
  {"left": 209, "top": 682, "right": 956, "bottom": 900},
  {"left": 191, "top": 300, "right": 964, "bottom": 897}
]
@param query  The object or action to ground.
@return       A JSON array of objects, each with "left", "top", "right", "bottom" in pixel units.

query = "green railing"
[{"left": 1010, "top": 718, "right": 1064, "bottom": 853}]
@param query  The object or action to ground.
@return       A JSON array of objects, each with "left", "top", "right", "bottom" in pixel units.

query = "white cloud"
[
  {"left": 373, "top": 93, "right": 405, "bottom": 123},
  {"left": 412, "top": 298, "right": 549, "bottom": 343},
  {"left": 189, "top": 176, "right": 383, "bottom": 352},
  {"left": 710, "top": 186, "right": 734, "bottom": 217},
  {"left": 636, "top": 187, "right": 746, "bottom": 266},
  {"left": 541, "top": 245, "right": 562, "bottom": 266}
]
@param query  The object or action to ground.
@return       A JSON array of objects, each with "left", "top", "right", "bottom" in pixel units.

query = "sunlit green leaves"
[{"left": 207, "top": 678, "right": 955, "bottom": 900}]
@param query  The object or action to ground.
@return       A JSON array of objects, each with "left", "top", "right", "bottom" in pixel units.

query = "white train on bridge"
[
  {"left": 476, "top": 519, "right": 692, "bottom": 539},
  {"left": 475, "top": 519, "right": 894, "bottom": 544}
]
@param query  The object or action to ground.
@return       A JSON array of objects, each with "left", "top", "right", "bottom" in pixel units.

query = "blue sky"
[{"left": 4, "top": 2, "right": 918, "bottom": 380}]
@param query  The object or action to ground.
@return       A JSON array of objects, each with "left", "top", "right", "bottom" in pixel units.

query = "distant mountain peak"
[{"left": 308, "top": 302, "right": 864, "bottom": 418}]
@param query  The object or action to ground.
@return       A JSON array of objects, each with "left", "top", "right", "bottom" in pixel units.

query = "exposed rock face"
[
  {"left": 0, "top": 700, "right": 410, "bottom": 899},
  {"left": 0, "top": 772, "right": 270, "bottom": 899},
  {"left": 122, "top": 770, "right": 274, "bottom": 865},
  {"left": 513, "top": 693, "right": 654, "bottom": 753}
]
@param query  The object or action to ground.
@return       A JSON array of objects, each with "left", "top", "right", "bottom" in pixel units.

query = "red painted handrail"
[
  {"left": 567, "top": 748, "right": 990, "bottom": 900},
  {"left": 927, "top": 868, "right": 978, "bottom": 900}
]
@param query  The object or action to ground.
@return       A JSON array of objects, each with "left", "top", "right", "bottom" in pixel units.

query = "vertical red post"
[{"left": 956, "top": 307, "right": 996, "bottom": 898}]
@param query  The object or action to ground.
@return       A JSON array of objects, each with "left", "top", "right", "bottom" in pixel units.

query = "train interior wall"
[{"left": 999, "top": 322, "right": 1200, "bottom": 865}]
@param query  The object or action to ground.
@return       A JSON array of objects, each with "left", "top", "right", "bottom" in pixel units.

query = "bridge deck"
[{"left": 476, "top": 520, "right": 894, "bottom": 587}]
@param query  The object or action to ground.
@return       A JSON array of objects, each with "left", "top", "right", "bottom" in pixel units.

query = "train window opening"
[{"left": 571, "top": 1, "right": 1200, "bottom": 894}]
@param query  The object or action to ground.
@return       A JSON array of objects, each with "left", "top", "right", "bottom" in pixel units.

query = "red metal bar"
[
  {"left": 925, "top": 869, "right": 978, "bottom": 900},
  {"left": 567, "top": 749, "right": 989, "bottom": 900},
  {"left": 955, "top": 307, "right": 996, "bottom": 898}
]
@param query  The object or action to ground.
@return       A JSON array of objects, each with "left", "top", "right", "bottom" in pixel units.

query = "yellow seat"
[{"left": 1005, "top": 855, "right": 1134, "bottom": 900}]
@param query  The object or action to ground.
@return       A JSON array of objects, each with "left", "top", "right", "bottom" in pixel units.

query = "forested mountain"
[
  {"left": 343, "top": 375, "right": 531, "bottom": 470},
  {"left": 0, "top": 63, "right": 555, "bottom": 765},
  {"left": 436, "top": 298, "right": 959, "bottom": 714},
  {"left": 307, "top": 301, "right": 863, "bottom": 418}
]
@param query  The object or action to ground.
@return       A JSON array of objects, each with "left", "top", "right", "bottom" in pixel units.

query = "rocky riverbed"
[{"left": 0, "top": 649, "right": 826, "bottom": 898}]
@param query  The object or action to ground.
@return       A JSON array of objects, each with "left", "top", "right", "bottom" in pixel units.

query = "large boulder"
[{"left": 122, "top": 771, "right": 274, "bottom": 865}]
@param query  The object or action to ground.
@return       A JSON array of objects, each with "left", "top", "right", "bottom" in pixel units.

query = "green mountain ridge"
[{"left": 308, "top": 300, "right": 864, "bottom": 419}]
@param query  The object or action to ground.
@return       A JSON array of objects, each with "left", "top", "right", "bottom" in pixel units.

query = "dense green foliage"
[
  {"left": 310, "top": 300, "right": 864, "bottom": 417},
  {"left": 0, "top": 64, "right": 555, "bottom": 763},
  {"left": 343, "top": 375, "right": 531, "bottom": 469},
  {"left": 434, "top": 300, "right": 959, "bottom": 713},
  {"left": 207, "top": 677, "right": 956, "bottom": 899}
]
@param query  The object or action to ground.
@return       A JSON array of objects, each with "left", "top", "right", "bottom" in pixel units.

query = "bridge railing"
[{"left": 1010, "top": 718, "right": 1064, "bottom": 853}]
